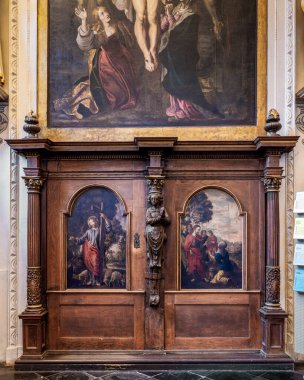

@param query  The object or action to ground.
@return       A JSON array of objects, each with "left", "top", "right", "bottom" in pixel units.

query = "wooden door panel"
[
  {"left": 165, "top": 292, "right": 261, "bottom": 350},
  {"left": 46, "top": 155, "right": 264, "bottom": 352},
  {"left": 48, "top": 293, "right": 145, "bottom": 350}
]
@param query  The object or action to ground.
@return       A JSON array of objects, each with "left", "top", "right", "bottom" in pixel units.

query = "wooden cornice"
[{"left": 6, "top": 136, "right": 299, "bottom": 157}]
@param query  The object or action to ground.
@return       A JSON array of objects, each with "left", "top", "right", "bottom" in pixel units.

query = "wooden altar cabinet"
[{"left": 7, "top": 136, "right": 297, "bottom": 368}]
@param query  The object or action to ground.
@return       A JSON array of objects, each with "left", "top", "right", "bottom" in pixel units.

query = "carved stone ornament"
[
  {"left": 265, "top": 266, "right": 280, "bottom": 307},
  {"left": 27, "top": 267, "right": 42, "bottom": 309},
  {"left": 263, "top": 177, "right": 282, "bottom": 192},
  {"left": 23, "top": 111, "right": 41, "bottom": 138},
  {"left": 0, "top": 102, "right": 8, "bottom": 143},
  {"left": 145, "top": 177, "right": 170, "bottom": 307},
  {"left": 24, "top": 177, "right": 45, "bottom": 192},
  {"left": 264, "top": 108, "right": 282, "bottom": 136},
  {"left": 296, "top": 89, "right": 304, "bottom": 144},
  {"left": 296, "top": 104, "right": 304, "bottom": 135},
  {"left": 147, "top": 178, "right": 165, "bottom": 194}
]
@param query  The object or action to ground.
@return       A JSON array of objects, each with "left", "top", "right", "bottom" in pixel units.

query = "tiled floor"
[{"left": 0, "top": 368, "right": 303, "bottom": 380}]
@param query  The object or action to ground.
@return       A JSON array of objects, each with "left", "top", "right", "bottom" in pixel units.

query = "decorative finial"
[
  {"left": 23, "top": 111, "right": 40, "bottom": 138},
  {"left": 264, "top": 108, "right": 282, "bottom": 136}
]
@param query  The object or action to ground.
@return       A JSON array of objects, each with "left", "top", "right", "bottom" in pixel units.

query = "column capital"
[
  {"left": 23, "top": 176, "right": 45, "bottom": 192},
  {"left": 263, "top": 176, "right": 282, "bottom": 192}
]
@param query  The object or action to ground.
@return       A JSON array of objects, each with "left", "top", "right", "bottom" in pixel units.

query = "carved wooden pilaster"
[
  {"left": 263, "top": 152, "right": 283, "bottom": 306},
  {"left": 23, "top": 175, "right": 45, "bottom": 311},
  {"left": 145, "top": 177, "right": 169, "bottom": 307},
  {"left": 19, "top": 153, "right": 47, "bottom": 358},
  {"left": 260, "top": 150, "right": 288, "bottom": 356},
  {"left": 144, "top": 152, "right": 170, "bottom": 349}
]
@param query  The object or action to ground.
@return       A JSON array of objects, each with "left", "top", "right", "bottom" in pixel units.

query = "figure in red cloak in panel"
[
  {"left": 74, "top": 215, "right": 111, "bottom": 286},
  {"left": 54, "top": 3, "right": 137, "bottom": 120},
  {"left": 184, "top": 225, "right": 207, "bottom": 283}
]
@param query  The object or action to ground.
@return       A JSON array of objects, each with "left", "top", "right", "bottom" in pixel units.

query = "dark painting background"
[{"left": 49, "top": 0, "right": 257, "bottom": 128}]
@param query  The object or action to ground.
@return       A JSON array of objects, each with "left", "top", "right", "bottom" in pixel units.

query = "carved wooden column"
[
  {"left": 144, "top": 152, "right": 170, "bottom": 349},
  {"left": 259, "top": 150, "right": 288, "bottom": 356},
  {"left": 19, "top": 153, "right": 47, "bottom": 358}
]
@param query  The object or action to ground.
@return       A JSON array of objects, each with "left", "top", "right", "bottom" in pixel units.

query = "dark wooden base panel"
[
  {"left": 260, "top": 307, "right": 288, "bottom": 357},
  {"left": 19, "top": 310, "right": 48, "bottom": 359},
  {"left": 14, "top": 350, "right": 293, "bottom": 371}
]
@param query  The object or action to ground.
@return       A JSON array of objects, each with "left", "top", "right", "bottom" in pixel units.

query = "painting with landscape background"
[
  {"left": 180, "top": 188, "right": 243, "bottom": 289},
  {"left": 49, "top": 0, "right": 257, "bottom": 128},
  {"left": 67, "top": 187, "right": 127, "bottom": 289}
]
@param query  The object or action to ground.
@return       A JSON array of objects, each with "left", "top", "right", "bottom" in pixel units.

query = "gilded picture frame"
[
  {"left": 62, "top": 184, "right": 131, "bottom": 291},
  {"left": 38, "top": 0, "right": 267, "bottom": 142},
  {"left": 177, "top": 186, "right": 247, "bottom": 291}
]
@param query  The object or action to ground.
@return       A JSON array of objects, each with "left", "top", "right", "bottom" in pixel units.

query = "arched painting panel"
[
  {"left": 66, "top": 186, "right": 128, "bottom": 289},
  {"left": 179, "top": 187, "right": 246, "bottom": 290}
]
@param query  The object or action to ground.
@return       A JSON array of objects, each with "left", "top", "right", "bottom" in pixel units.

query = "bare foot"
[
  {"left": 150, "top": 50, "right": 158, "bottom": 70},
  {"left": 74, "top": 110, "right": 83, "bottom": 120},
  {"left": 144, "top": 52, "right": 155, "bottom": 72}
]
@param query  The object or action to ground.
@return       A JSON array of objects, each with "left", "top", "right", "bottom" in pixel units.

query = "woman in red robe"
[
  {"left": 54, "top": 5, "right": 137, "bottom": 119},
  {"left": 74, "top": 214, "right": 111, "bottom": 287},
  {"left": 184, "top": 225, "right": 205, "bottom": 282}
]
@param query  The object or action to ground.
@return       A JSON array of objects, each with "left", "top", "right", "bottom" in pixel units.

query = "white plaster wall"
[
  {"left": 267, "top": 0, "right": 296, "bottom": 316},
  {"left": 0, "top": 0, "right": 11, "bottom": 364},
  {"left": 0, "top": 128, "right": 10, "bottom": 362},
  {"left": 17, "top": 157, "right": 28, "bottom": 359},
  {"left": 294, "top": 0, "right": 304, "bottom": 357},
  {"left": 295, "top": 0, "right": 304, "bottom": 193}
]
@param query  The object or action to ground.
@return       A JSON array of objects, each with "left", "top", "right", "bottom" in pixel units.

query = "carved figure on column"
[{"left": 145, "top": 178, "right": 170, "bottom": 306}]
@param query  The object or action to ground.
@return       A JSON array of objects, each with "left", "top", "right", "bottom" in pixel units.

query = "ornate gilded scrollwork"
[
  {"left": 263, "top": 177, "right": 282, "bottom": 192},
  {"left": 265, "top": 266, "right": 280, "bottom": 307},
  {"left": 145, "top": 177, "right": 170, "bottom": 307},
  {"left": 27, "top": 267, "right": 42, "bottom": 309}
]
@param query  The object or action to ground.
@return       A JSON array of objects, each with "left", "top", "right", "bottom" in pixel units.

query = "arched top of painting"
[
  {"left": 66, "top": 184, "right": 128, "bottom": 217},
  {"left": 182, "top": 186, "right": 244, "bottom": 216}
]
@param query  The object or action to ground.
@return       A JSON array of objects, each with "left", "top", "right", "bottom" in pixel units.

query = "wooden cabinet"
[{"left": 7, "top": 137, "right": 297, "bottom": 363}]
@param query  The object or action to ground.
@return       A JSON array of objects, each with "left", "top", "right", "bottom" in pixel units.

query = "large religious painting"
[
  {"left": 179, "top": 188, "right": 245, "bottom": 290},
  {"left": 48, "top": 0, "right": 258, "bottom": 128},
  {"left": 67, "top": 186, "right": 128, "bottom": 289}
]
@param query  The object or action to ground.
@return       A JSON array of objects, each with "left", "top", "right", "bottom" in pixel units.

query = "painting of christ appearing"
[
  {"left": 180, "top": 188, "right": 243, "bottom": 290},
  {"left": 67, "top": 187, "right": 128, "bottom": 289},
  {"left": 48, "top": 0, "right": 257, "bottom": 128}
]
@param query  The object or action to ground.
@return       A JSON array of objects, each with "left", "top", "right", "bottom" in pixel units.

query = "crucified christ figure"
[{"left": 132, "top": 0, "right": 159, "bottom": 72}]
